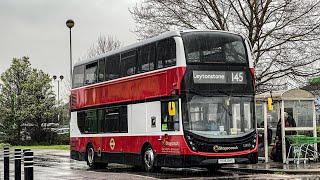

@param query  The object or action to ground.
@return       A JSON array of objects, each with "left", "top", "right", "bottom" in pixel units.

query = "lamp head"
[{"left": 66, "top": 19, "right": 75, "bottom": 29}]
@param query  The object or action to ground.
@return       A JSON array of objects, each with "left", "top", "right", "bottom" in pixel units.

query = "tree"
[
  {"left": 86, "top": 34, "right": 121, "bottom": 58},
  {"left": 0, "top": 57, "right": 32, "bottom": 144},
  {"left": 0, "top": 57, "right": 56, "bottom": 144},
  {"left": 130, "top": 0, "right": 320, "bottom": 92},
  {"left": 22, "top": 69, "right": 56, "bottom": 143}
]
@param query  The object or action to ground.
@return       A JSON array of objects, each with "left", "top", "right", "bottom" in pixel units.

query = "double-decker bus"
[{"left": 70, "top": 30, "right": 257, "bottom": 172}]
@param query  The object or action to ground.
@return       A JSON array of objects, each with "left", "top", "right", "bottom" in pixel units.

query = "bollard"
[
  {"left": 24, "top": 151, "right": 33, "bottom": 180},
  {"left": 15, "top": 149, "right": 22, "bottom": 180},
  {"left": 3, "top": 147, "right": 10, "bottom": 180},
  {"left": 22, "top": 149, "right": 30, "bottom": 163}
]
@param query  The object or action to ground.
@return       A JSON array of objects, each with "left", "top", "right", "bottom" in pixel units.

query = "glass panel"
[
  {"left": 137, "top": 43, "right": 156, "bottom": 73},
  {"left": 184, "top": 95, "right": 254, "bottom": 138},
  {"left": 161, "top": 101, "right": 179, "bottom": 131},
  {"left": 106, "top": 54, "right": 121, "bottom": 80},
  {"left": 97, "top": 108, "right": 105, "bottom": 133},
  {"left": 157, "top": 38, "right": 176, "bottom": 68},
  {"left": 73, "top": 65, "right": 84, "bottom": 88},
  {"left": 85, "top": 110, "right": 97, "bottom": 133},
  {"left": 85, "top": 62, "right": 97, "bottom": 85},
  {"left": 284, "top": 100, "right": 313, "bottom": 127},
  {"left": 255, "top": 102, "right": 264, "bottom": 127},
  {"left": 98, "top": 58, "right": 105, "bottom": 82},
  {"left": 77, "top": 111, "right": 86, "bottom": 133},
  {"left": 105, "top": 108, "right": 119, "bottom": 133},
  {"left": 119, "top": 106, "right": 128, "bottom": 132},
  {"left": 121, "top": 50, "right": 137, "bottom": 76},
  {"left": 231, "top": 103, "right": 240, "bottom": 135},
  {"left": 244, "top": 102, "right": 252, "bottom": 131},
  {"left": 182, "top": 32, "right": 247, "bottom": 64}
]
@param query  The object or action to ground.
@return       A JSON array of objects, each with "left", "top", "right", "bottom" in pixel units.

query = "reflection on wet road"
[{"left": 0, "top": 150, "right": 319, "bottom": 179}]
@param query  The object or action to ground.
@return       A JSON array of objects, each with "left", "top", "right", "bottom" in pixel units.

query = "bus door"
[{"left": 154, "top": 100, "right": 181, "bottom": 154}]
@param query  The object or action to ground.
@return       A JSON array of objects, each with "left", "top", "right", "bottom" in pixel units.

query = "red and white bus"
[{"left": 70, "top": 30, "right": 257, "bottom": 172}]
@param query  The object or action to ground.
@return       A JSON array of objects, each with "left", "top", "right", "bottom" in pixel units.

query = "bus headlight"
[
  {"left": 189, "top": 141, "right": 197, "bottom": 151},
  {"left": 251, "top": 144, "right": 255, "bottom": 149}
]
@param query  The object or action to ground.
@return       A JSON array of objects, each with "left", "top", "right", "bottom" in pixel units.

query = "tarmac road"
[{"left": 0, "top": 149, "right": 319, "bottom": 179}]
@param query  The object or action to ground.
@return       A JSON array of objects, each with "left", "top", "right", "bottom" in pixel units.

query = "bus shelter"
[{"left": 256, "top": 89, "right": 317, "bottom": 163}]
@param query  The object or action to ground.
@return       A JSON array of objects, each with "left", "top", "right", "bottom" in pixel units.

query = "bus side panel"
[{"left": 71, "top": 67, "right": 186, "bottom": 110}]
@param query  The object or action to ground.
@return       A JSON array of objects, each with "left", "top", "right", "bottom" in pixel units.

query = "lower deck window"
[{"left": 77, "top": 106, "right": 128, "bottom": 134}]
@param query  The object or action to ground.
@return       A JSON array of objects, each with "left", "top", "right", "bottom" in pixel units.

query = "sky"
[{"left": 0, "top": 0, "right": 139, "bottom": 101}]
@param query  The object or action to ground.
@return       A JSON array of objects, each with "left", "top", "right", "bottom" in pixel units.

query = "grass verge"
[{"left": 13, "top": 145, "right": 69, "bottom": 151}]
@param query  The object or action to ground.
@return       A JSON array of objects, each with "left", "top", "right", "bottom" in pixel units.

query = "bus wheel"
[
  {"left": 86, "top": 145, "right": 107, "bottom": 169},
  {"left": 142, "top": 147, "right": 160, "bottom": 172}
]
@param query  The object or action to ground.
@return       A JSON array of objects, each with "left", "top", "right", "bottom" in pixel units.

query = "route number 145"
[{"left": 231, "top": 72, "right": 244, "bottom": 83}]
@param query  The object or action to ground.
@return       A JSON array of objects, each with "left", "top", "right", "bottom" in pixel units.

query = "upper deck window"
[
  {"left": 182, "top": 32, "right": 247, "bottom": 64},
  {"left": 106, "top": 54, "right": 121, "bottom": 80},
  {"left": 157, "top": 38, "right": 176, "bottom": 68},
  {"left": 137, "top": 43, "right": 156, "bottom": 73},
  {"left": 121, "top": 50, "right": 137, "bottom": 76},
  {"left": 73, "top": 65, "right": 84, "bottom": 88},
  {"left": 85, "top": 62, "right": 98, "bottom": 85},
  {"left": 98, "top": 58, "right": 105, "bottom": 82}
]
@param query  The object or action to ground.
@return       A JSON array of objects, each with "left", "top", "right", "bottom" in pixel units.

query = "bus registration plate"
[{"left": 218, "top": 158, "right": 235, "bottom": 164}]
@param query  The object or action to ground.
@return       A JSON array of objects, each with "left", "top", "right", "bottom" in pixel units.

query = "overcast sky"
[{"left": 0, "top": 0, "right": 139, "bottom": 100}]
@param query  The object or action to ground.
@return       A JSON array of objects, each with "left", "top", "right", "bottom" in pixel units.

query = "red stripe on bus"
[
  {"left": 70, "top": 67, "right": 186, "bottom": 110},
  {"left": 70, "top": 135, "right": 257, "bottom": 157}
]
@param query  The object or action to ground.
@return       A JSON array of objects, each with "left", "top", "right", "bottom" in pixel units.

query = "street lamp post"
[
  {"left": 66, "top": 19, "right": 75, "bottom": 84},
  {"left": 53, "top": 75, "right": 64, "bottom": 123}
]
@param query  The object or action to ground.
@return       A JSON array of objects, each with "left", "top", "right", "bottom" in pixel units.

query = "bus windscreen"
[{"left": 182, "top": 32, "right": 247, "bottom": 64}]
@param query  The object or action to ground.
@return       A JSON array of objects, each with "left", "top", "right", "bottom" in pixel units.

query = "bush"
[{"left": 55, "top": 134, "right": 69, "bottom": 145}]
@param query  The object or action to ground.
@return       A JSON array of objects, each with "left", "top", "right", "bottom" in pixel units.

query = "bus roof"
[{"left": 74, "top": 30, "right": 242, "bottom": 67}]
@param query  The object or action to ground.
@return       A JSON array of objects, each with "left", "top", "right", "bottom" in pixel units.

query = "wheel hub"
[
  {"left": 88, "top": 148, "right": 94, "bottom": 164},
  {"left": 144, "top": 149, "right": 154, "bottom": 169}
]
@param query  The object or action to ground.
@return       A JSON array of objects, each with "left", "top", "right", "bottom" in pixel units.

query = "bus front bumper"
[{"left": 155, "top": 153, "right": 257, "bottom": 167}]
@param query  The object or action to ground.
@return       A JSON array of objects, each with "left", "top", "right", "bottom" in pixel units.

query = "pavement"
[
  {"left": 2, "top": 149, "right": 320, "bottom": 179},
  {"left": 223, "top": 161, "right": 320, "bottom": 174}
]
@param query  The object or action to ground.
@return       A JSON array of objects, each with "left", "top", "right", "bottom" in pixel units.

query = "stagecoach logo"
[
  {"left": 213, "top": 145, "right": 238, "bottom": 152},
  {"left": 162, "top": 141, "right": 179, "bottom": 146},
  {"left": 109, "top": 138, "right": 115, "bottom": 150}
]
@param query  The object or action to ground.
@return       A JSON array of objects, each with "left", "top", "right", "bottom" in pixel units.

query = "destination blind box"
[{"left": 193, "top": 71, "right": 246, "bottom": 84}]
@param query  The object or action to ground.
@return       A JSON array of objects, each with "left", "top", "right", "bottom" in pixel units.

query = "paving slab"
[{"left": 222, "top": 162, "right": 320, "bottom": 174}]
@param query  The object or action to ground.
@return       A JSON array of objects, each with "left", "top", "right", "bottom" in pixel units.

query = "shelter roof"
[{"left": 256, "top": 89, "right": 315, "bottom": 100}]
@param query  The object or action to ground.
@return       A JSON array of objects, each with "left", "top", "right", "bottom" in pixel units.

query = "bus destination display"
[{"left": 193, "top": 71, "right": 246, "bottom": 84}]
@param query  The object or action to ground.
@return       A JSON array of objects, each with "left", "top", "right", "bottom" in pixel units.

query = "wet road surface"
[{"left": 0, "top": 150, "right": 320, "bottom": 179}]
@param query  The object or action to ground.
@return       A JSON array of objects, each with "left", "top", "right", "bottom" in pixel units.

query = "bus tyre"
[
  {"left": 142, "top": 147, "right": 160, "bottom": 172},
  {"left": 86, "top": 145, "right": 107, "bottom": 169}
]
